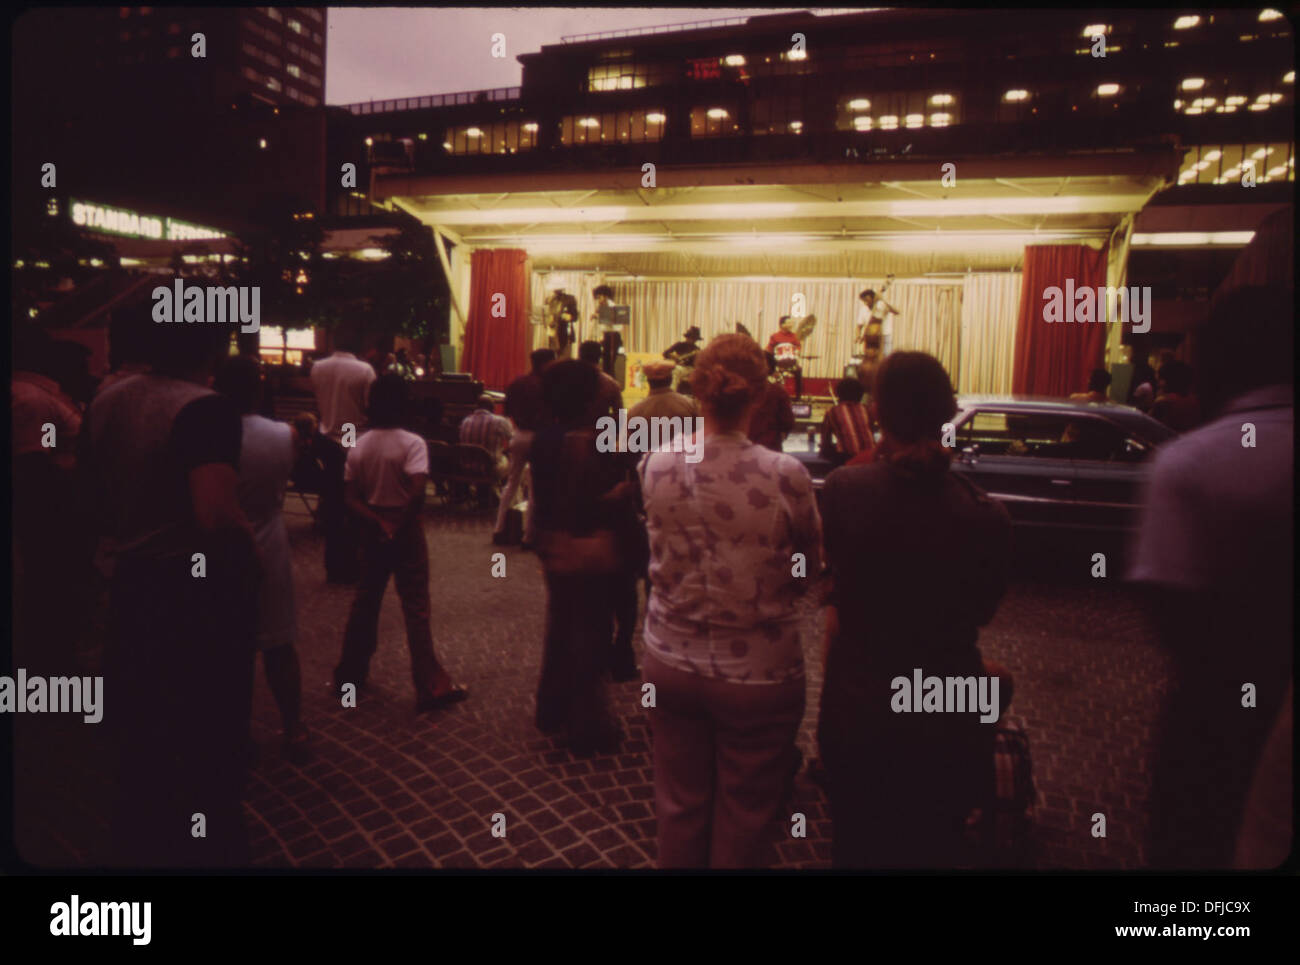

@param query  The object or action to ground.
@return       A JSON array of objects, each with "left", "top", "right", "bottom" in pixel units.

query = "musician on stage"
[
  {"left": 591, "top": 284, "right": 622, "bottom": 377},
  {"left": 856, "top": 282, "right": 899, "bottom": 362},
  {"left": 663, "top": 325, "right": 703, "bottom": 392},
  {"left": 545, "top": 288, "right": 578, "bottom": 359},
  {"left": 766, "top": 315, "right": 804, "bottom": 399}
]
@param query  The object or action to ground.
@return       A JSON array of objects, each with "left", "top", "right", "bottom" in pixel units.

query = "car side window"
[{"left": 960, "top": 410, "right": 1079, "bottom": 457}]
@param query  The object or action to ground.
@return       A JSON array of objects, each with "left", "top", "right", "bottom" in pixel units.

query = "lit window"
[
  {"left": 1259, "top": 9, "right": 1282, "bottom": 21},
  {"left": 1173, "top": 15, "right": 1200, "bottom": 29},
  {"left": 1004, "top": 89, "right": 1029, "bottom": 102},
  {"left": 878, "top": 115, "right": 898, "bottom": 129},
  {"left": 1097, "top": 83, "right": 1121, "bottom": 96},
  {"left": 904, "top": 113, "right": 924, "bottom": 128},
  {"left": 1180, "top": 78, "right": 1205, "bottom": 90},
  {"left": 929, "top": 112, "right": 951, "bottom": 127},
  {"left": 929, "top": 93, "right": 954, "bottom": 106},
  {"left": 848, "top": 98, "right": 870, "bottom": 111},
  {"left": 853, "top": 116, "right": 872, "bottom": 131}
]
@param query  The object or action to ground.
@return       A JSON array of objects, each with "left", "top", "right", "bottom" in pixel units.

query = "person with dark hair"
[
  {"left": 857, "top": 285, "right": 900, "bottom": 360},
  {"left": 817, "top": 351, "right": 1012, "bottom": 868},
  {"left": 529, "top": 359, "right": 640, "bottom": 754},
  {"left": 747, "top": 350, "right": 796, "bottom": 452},
  {"left": 819, "top": 377, "right": 875, "bottom": 466},
  {"left": 215, "top": 355, "right": 310, "bottom": 761},
  {"left": 334, "top": 373, "right": 468, "bottom": 713},
  {"left": 12, "top": 327, "right": 92, "bottom": 674},
  {"left": 494, "top": 348, "right": 555, "bottom": 547},
  {"left": 1130, "top": 284, "right": 1292, "bottom": 869},
  {"left": 310, "top": 325, "right": 376, "bottom": 583},
  {"left": 1150, "top": 359, "right": 1201, "bottom": 432},
  {"left": 590, "top": 284, "right": 623, "bottom": 376},
  {"left": 1070, "top": 367, "right": 1112, "bottom": 404},
  {"left": 578, "top": 338, "right": 624, "bottom": 424},
  {"left": 640, "top": 334, "right": 823, "bottom": 867},
  {"left": 85, "top": 303, "right": 258, "bottom": 866}
]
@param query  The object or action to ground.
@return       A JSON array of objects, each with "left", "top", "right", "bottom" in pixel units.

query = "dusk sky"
[{"left": 325, "top": 7, "right": 862, "bottom": 105}]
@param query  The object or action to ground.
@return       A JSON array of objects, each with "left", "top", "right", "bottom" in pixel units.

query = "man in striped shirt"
[
  {"left": 459, "top": 395, "right": 513, "bottom": 480},
  {"left": 820, "top": 378, "right": 875, "bottom": 465}
]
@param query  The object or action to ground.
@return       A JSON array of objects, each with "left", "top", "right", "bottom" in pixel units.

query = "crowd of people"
[{"left": 9, "top": 281, "right": 1291, "bottom": 871}]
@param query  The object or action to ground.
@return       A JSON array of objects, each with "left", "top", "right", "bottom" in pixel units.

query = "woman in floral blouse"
[{"left": 639, "top": 334, "right": 823, "bottom": 868}]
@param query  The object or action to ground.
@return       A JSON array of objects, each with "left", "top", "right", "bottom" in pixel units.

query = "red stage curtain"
[
  {"left": 1011, "top": 244, "right": 1109, "bottom": 397},
  {"left": 461, "top": 248, "right": 530, "bottom": 390}
]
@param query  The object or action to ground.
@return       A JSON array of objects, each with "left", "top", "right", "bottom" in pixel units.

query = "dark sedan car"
[{"left": 790, "top": 396, "right": 1176, "bottom": 535}]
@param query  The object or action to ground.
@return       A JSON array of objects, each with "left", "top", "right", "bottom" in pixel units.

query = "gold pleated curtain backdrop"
[
  {"left": 958, "top": 272, "right": 1022, "bottom": 396},
  {"left": 526, "top": 270, "right": 1019, "bottom": 392}
]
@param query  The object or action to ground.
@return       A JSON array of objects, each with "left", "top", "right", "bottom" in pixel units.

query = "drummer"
[{"left": 766, "top": 315, "right": 804, "bottom": 399}]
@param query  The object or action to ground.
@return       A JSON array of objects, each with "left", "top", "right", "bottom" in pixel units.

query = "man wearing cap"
[
  {"left": 663, "top": 326, "right": 703, "bottom": 393},
  {"left": 630, "top": 360, "right": 699, "bottom": 425}
]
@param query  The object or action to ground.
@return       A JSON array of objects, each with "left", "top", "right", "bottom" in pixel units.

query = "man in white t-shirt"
[
  {"left": 310, "top": 332, "right": 377, "bottom": 583},
  {"left": 334, "top": 373, "right": 468, "bottom": 714},
  {"left": 856, "top": 285, "right": 899, "bottom": 360}
]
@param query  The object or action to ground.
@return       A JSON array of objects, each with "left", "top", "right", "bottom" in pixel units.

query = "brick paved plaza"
[{"left": 15, "top": 500, "right": 1168, "bottom": 870}]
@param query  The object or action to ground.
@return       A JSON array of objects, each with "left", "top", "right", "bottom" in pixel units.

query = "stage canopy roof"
[{"left": 375, "top": 149, "right": 1179, "bottom": 278}]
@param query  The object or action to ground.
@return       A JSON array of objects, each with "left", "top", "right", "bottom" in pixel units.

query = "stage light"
[
  {"left": 904, "top": 113, "right": 924, "bottom": 128},
  {"left": 1180, "top": 77, "right": 1204, "bottom": 90},
  {"left": 848, "top": 98, "right": 870, "bottom": 111},
  {"left": 723, "top": 54, "right": 745, "bottom": 66},
  {"left": 1203, "top": 149, "right": 1221, "bottom": 161},
  {"left": 523, "top": 122, "right": 539, "bottom": 132},
  {"left": 645, "top": 113, "right": 666, "bottom": 123},
  {"left": 1174, "top": 15, "right": 1200, "bottom": 29},
  {"left": 853, "top": 116, "right": 872, "bottom": 131},
  {"left": 1259, "top": 9, "right": 1282, "bottom": 22},
  {"left": 878, "top": 115, "right": 898, "bottom": 129},
  {"left": 929, "top": 93, "right": 954, "bottom": 106},
  {"left": 929, "top": 113, "right": 951, "bottom": 127},
  {"left": 706, "top": 108, "right": 728, "bottom": 119},
  {"left": 1225, "top": 96, "right": 1247, "bottom": 105},
  {"left": 1003, "top": 89, "right": 1029, "bottom": 102},
  {"left": 1082, "top": 24, "right": 1110, "bottom": 36},
  {"left": 1097, "top": 83, "right": 1121, "bottom": 96},
  {"left": 1285, "top": 71, "right": 1295, "bottom": 84},
  {"left": 466, "top": 127, "right": 484, "bottom": 137}
]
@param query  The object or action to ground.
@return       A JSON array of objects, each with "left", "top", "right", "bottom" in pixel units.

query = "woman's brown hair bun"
[{"left": 690, "top": 333, "right": 767, "bottom": 427}]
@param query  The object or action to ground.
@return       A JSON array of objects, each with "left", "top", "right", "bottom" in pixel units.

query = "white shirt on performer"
[{"left": 855, "top": 300, "right": 896, "bottom": 355}]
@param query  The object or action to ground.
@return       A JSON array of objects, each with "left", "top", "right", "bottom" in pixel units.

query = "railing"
[
  {"left": 342, "top": 87, "right": 521, "bottom": 115},
  {"left": 560, "top": 16, "right": 752, "bottom": 44}
]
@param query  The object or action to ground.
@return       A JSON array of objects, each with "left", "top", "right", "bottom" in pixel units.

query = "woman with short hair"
[{"left": 818, "top": 351, "right": 1012, "bottom": 868}]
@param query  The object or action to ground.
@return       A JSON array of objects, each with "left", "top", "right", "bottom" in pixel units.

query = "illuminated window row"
[{"left": 1176, "top": 142, "right": 1295, "bottom": 185}]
